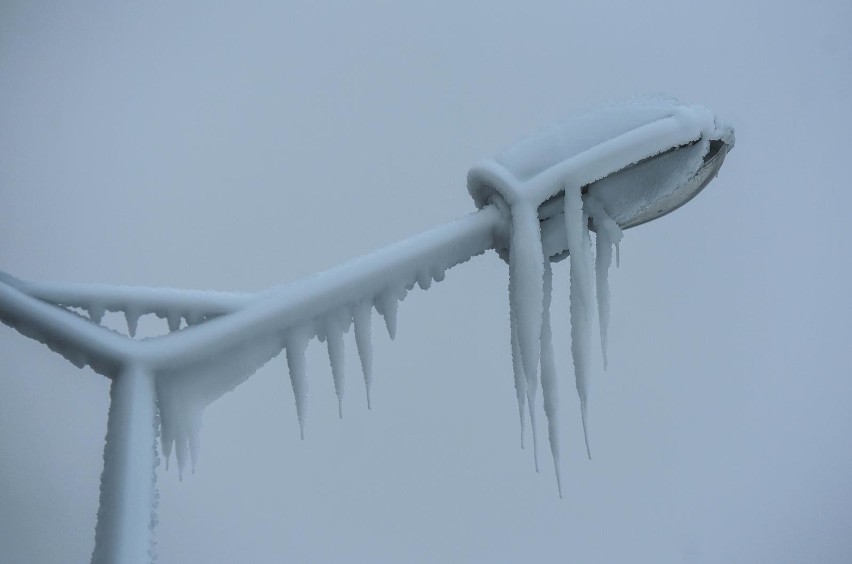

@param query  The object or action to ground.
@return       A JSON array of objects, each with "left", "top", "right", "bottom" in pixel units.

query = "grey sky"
[{"left": 1, "top": 1, "right": 851, "bottom": 562}]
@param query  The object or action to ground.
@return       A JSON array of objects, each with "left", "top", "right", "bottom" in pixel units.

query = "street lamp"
[{"left": 0, "top": 95, "right": 733, "bottom": 564}]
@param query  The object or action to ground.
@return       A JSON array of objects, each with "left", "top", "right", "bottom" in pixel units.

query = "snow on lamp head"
[{"left": 467, "top": 94, "right": 735, "bottom": 250}]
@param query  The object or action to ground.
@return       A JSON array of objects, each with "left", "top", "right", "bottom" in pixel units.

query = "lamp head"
[{"left": 468, "top": 95, "right": 734, "bottom": 242}]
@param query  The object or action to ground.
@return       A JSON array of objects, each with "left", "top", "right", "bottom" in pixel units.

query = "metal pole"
[{"left": 90, "top": 365, "right": 158, "bottom": 564}]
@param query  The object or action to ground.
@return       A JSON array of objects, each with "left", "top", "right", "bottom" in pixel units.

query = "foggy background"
[{"left": 1, "top": 2, "right": 850, "bottom": 562}]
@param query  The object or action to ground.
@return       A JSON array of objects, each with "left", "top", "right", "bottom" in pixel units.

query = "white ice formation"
[{"left": 0, "top": 95, "right": 733, "bottom": 563}]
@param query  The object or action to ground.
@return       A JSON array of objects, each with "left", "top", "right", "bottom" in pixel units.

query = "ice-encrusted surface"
[{"left": 496, "top": 96, "right": 688, "bottom": 183}]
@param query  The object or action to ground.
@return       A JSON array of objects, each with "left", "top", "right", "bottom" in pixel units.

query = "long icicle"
[
  {"left": 509, "top": 306, "right": 528, "bottom": 450},
  {"left": 595, "top": 235, "right": 613, "bottom": 369},
  {"left": 539, "top": 258, "right": 562, "bottom": 496},
  {"left": 324, "top": 313, "right": 346, "bottom": 418},
  {"left": 586, "top": 196, "right": 623, "bottom": 370},
  {"left": 509, "top": 201, "right": 546, "bottom": 472},
  {"left": 564, "top": 184, "right": 595, "bottom": 459},
  {"left": 286, "top": 328, "right": 310, "bottom": 439},
  {"left": 353, "top": 300, "right": 374, "bottom": 409}
]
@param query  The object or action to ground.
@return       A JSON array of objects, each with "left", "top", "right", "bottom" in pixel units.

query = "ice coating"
[
  {"left": 587, "top": 135, "right": 709, "bottom": 228},
  {"left": 91, "top": 365, "right": 159, "bottom": 564},
  {"left": 353, "top": 300, "right": 374, "bottom": 409}
]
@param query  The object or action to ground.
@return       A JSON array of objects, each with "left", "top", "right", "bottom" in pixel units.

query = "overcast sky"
[{"left": 2, "top": 2, "right": 851, "bottom": 563}]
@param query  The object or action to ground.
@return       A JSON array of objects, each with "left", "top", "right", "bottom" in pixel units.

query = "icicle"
[
  {"left": 416, "top": 270, "right": 432, "bottom": 290},
  {"left": 285, "top": 329, "right": 310, "bottom": 439},
  {"left": 125, "top": 308, "right": 141, "bottom": 337},
  {"left": 508, "top": 202, "right": 544, "bottom": 390},
  {"left": 87, "top": 304, "right": 105, "bottom": 324},
  {"left": 595, "top": 235, "right": 613, "bottom": 369},
  {"left": 509, "top": 307, "right": 527, "bottom": 450},
  {"left": 161, "top": 414, "right": 173, "bottom": 472},
  {"left": 586, "top": 196, "right": 623, "bottom": 370},
  {"left": 174, "top": 419, "right": 189, "bottom": 481},
  {"left": 431, "top": 266, "right": 446, "bottom": 283},
  {"left": 397, "top": 287, "right": 409, "bottom": 303},
  {"left": 324, "top": 313, "right": 346, "bottom": 418},
  {"left": 615, "top": 242, "right": 621, "bottom": 268},
  {"left": 375, "top": 290, "right": 399, "bottom": 340},
  {"left": 353, "top": 300, "right": 373, "bottom": 409},
  {"left": 564, "top": 185, "right": 595, "bottom": 459},
  {"left": 539, "top": 259, "right": 562, "bottom": 496},
  {"left": 188, "top": 410, "right": 202, "bottom": 474},
  {"left": 580, "top": 403, "right": 591, "bottom": 460},
  {"left": 166, "top": 311, "right": 182, "bottom": 333},
  {"left": 508, "top": 201, "right": 545, "bottom": 471}
]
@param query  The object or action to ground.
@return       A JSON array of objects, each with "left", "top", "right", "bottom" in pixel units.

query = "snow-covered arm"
[
  {"left": 1, "top": 270, "right": 251, "bottom": 332},
  {"left": 0, "top": 278, "right": 136, "bottom": 377},
  {"left": 136, "top": 204, "right": 505, "bottom": 372}
]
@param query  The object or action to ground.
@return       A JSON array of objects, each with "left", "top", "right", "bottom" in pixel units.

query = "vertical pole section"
[{"left": 91, "top": 365, "right": 159, "bottom": 564}]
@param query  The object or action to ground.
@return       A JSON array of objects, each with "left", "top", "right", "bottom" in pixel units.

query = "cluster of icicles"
[
  {"left": 506, "top": 188, "right": 623, "bottom": 496},
  {"left": 67, "top": 186, "right": 622, "bottom": 493},
  {"left": 70, "top": 262, "right": 454, "bottom": 480}
]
